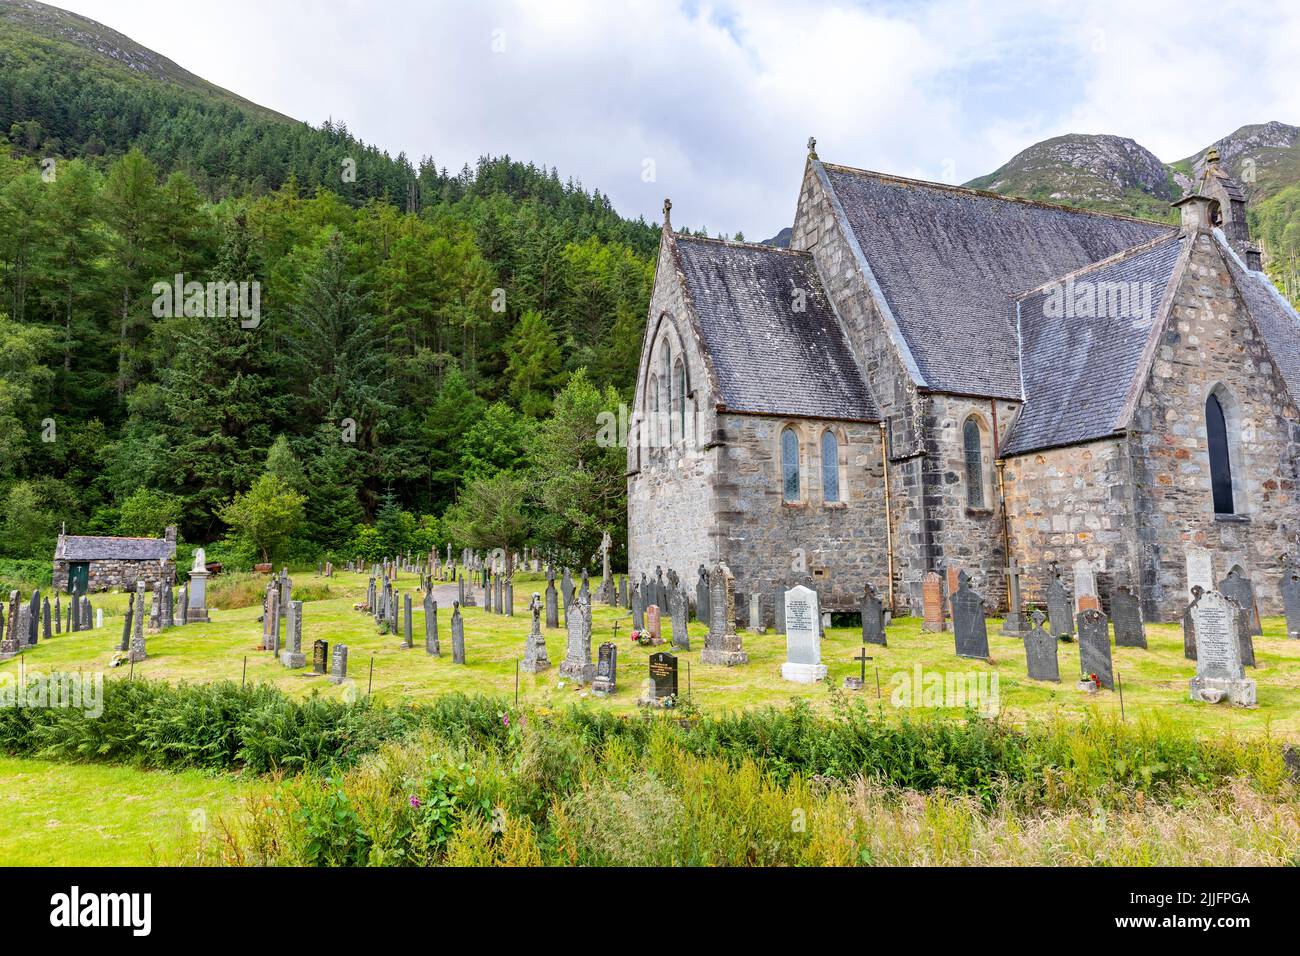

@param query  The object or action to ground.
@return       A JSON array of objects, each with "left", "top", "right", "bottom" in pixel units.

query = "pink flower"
[
  {"left": 409, "top": 795, "right": 421, "bottom": 808},
  {"left": 502, "top": 713, "right": 510, "bottom": 729}
]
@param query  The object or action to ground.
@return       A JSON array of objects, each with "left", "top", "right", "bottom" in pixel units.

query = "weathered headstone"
[
  {"left": 670, "top": 585, "right": 689, "bottom": 650},
  {"left": 1072, "top": 559, "right": 1098, "bottom": 615},
  {"left": 702, "top": 563, "right": 747, "bottom": 666},
  {"left": 597, "top": 530, "right": 614, "bottom": 605},
  {"left": 1185, "top": 546, "right": 1214, "bottom": 597},
  {"left": 1001, "top": 557, "right": 1028, "bottom": 636},
  {"left": 53, "top": 592, "right": 60, "bottom": 635},
  {"left": 424, "top": 590, "right": 439, "bottom": 656},
  {"left": 1189, "top": 590, "right": 1256, "bottom": 706},
  {"left": 922, "top": 571, "right": 945, "bottom": 632},
  {"left": 129, "top": 580, "right": 147, "bottom": 663},
  {"left": 1183, "top": 586, "right": 1202, "bottom": 660},
  {"left": 1023, "top": 610, "right": 1060, "bottom": 682},
  {"left": 592, "top": 642, "right": 618, "bottom": 697},
  {"left": 313, "top": 639, "right": 329, "bottom": 675},
  {"left": 41, "top": 597, "right": 50, "bottom": 640},
  {"left": 451, "top": 603, "right": 466, "bottom": 664},
  {"left": 177, "top": 585, "right": 188, "bottom": 627},
  {"left": 561, "top": 569, "right": 574, "bottom": 626},
  {"left": 695, "top": 566, "right": 709, "bottom": 623},
  {"left": 631, "top": 582, "right": 644, "bottom": 631},
  {"left": 402, "top": 594, "right": 413, "bottom": 648},
  {"left": 119, "top": 592, "right": 134, "bottom": 652},
  {"left": 162, "top": 586, "right": 174, "bottom": 629},
  {"left": 522, "top": 593, "right": 550, "bottom": 673},
  {"left": 1218, "top": 566, "right": 1263, "bottom": 637},
  {"left": 329, "top": 644, "right": 348, "bottom": 684},
  {"left": 0, "top": 590, "right": 17, "bottom": 660},
  {"left": 545, "top": 569, "right": 559, "bottom": 629},
  {"left": 781, "top": 584, "right": 825, "bottom": 683},
  {"left": 860, "top": 582, "right": 886, "bottom": 646},
  {"left": 559, "top": 591, "right": 595, "bottom": 684},
  {"left": 1076, "top": 608, "right": 1113, "bottom": 690},
  {"left": 1110, "top": 586, "right": 1146, "bottom": 648},
  {"left": 748, "top": 591, "right": 763, "bottom": 633},
  {"left": 281, "top": 600, "right": 306, "bottom": 668},
  {"left": 1283, "top": 569, "right": 1300, "bottom": 640},
  {"left": 618, "top": 574, "right": 628, "bottom": 610},
  {"left": 1046, "top": 570, "right": 1074, "bottom": 638},
  {"left": 949, "top": 573, "right": 990, "bottom": 660}
]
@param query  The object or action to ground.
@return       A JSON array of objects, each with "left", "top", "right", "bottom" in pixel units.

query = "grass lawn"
[
  {"left": 0, "top": 757, "right": 263, "bottom": 865},
  {"left": 3, "top": 569, "right": 1299, "bottom": 739}
]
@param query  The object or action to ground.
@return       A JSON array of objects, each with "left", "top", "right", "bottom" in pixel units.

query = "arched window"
[
  {"left": 649, "top": 374, "right": 660, "bottom": 449},
  {"left": 781, "top": 428, "right": 800, "bottom": 503},
  {"left": 1206, "top": 392, "right": 1234, "bottom": 514},
  {"left": 963, "top": 418, "right": 985, "bottom": 509},
  {"left": 673, "top": 357, "right": 686, "bottom": 444},
  {"left": 821, "top": 430, "right": 841, "bottom": 503},
  {"left": 660, "top": 342, "right": 672, "bottom": 444}
]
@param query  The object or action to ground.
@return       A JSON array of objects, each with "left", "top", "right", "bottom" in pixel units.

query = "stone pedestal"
[
  {"left": 1189, "top": 675, "right": 1256, "bottom": 707},
  {"left": 187, "top": 567, "right": 211, "bottom": 623},
  {"left": 780, "top": 661, "right": 827, "bottom": 684}
]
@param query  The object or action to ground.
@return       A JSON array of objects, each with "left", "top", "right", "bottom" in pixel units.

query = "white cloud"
[{"left": 53, "top": 0, "right": 1300, "bottom": 239}]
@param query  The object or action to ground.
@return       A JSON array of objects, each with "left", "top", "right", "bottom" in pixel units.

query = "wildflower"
[{"left": 409, "top": 794, "right": 421, "bottom": 808}]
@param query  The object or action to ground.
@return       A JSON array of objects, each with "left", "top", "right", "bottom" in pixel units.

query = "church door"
[{"left": 68, "top": 562, "right": 89, "bottom": 594}]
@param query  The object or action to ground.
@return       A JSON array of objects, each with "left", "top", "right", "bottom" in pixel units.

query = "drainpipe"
[
  {"left": 992, "top": 400, "right": 1012, "bottom": 610},
  {"left": 879, "top": 421, "right": 895, "bottom": 613}
]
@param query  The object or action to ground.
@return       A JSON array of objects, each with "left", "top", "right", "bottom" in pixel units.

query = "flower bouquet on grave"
[
  {"left": 632, "top": 629, "right": 654, "bottom": 646},
  {"left": 1076, "top": 672, "right": 1101, "bottom": 693}
]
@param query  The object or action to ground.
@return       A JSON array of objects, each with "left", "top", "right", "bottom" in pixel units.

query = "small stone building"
[
  {"left": 628, "top": 145, "right": 1300, "bottom": 622},
  {"left": 52, "top": 527, "right": 177, "bottom": 592}
]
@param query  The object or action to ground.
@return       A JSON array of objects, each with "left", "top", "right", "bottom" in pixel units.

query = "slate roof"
[
  {"left": 55, "top": 535, "right": 175, "bottom": 562},
  {"left": 1218, "top": 233, "right": 1300, "bottom": 407},
  {"left": 1002, "top": 234, "right": 1187, "bottom": 456},
  {"left": 674, "top": 235, "right": 879, "bottom": 421},
  {"left": 820, "top": 164, "right": 1176, "bottom": 399}
]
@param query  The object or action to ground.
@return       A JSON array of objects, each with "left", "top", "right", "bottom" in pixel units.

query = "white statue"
[{"left": 191, "top": 548, "right": 207, "bottom": 574}]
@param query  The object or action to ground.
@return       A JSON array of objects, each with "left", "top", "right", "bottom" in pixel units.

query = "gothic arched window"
[
  {"left": 1206, "top": 392, "right": 1234, "bottom": 514},
  {"left": 781, "top": 427, "right": 800, "bottom": 503},
  {"left": 963, "top": 418, "right": 985, "bottom": 509},
  {"left": 821, "top": 430, "right": 841, "bottom": 503},
  {"left": 660, "top": 342, "right": 673, "bottom": 444},
  {"left": 673, "top": 356, "right": 686, "bottom": 444}
]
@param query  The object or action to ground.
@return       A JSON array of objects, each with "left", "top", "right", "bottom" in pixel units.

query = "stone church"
[{"left": 627, "top": 143, "right": 1300, "bottom": 623}]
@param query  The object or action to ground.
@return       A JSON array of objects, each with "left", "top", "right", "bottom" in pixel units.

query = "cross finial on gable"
[
  {"left": 807, "top": 136, "right": 817, "bottom": 157},
  {"left": 662, "top": 197, "right": 672, "bottom": 226}
]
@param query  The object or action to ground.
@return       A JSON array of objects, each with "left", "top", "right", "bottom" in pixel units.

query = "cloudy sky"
[{"left": 57, "top": 0, "right": 1300, "bottom": 240}]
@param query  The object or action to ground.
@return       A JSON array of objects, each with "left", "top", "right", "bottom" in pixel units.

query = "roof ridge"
[
  {"left": 1013, "top": 232, "right": 1188, "bottom": 301},
  {"left": 673, "top": 232, "right": 813, "bottom": 258},
  {"left": 820, "top": 161, "right": 1180, "bottom": 228}
]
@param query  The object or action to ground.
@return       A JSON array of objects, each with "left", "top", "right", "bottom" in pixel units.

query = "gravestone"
[
  {"left": 1282, "top": 570, "right": 1300, "bottom": 640},
  {"left": 129, "top": 580, "right": 148, "bottom": 663},
  {"left": 28, "top": 590, "right": 40, "bottom": 643},
  {"left": 670, "top": 585, "right": 689, "bottom": 650},
  {"left": 781, "top": 584, "right": 826, "bottom": 683},
  {"left": 695, "top": 566, "right": 710, "bottom": 623},
  {"left": 1110, "top": 586, "right": 1146, "bottom": 648},
  {"left": 1072, "top": 559, "right": 1098, "bottom": 615},
  {"left": 772, "top": 582, "right": 787, "bottom": 634},
  {"left": 921, "top": 571, "right": 945, "bottom": 632},
  {"left": 313, "top": 640, "right": 329, "bottom": 675},
  {"left": 504, "top": 575, "right": 513, "bottom": 616},
  {"left": 1185, "top": 546, "right": 1214, "bottom": 596},
  {"left": 654, "top": 567, "right": 666, "bottom": 612},
  {"left": 0, "top": 591, "right": 17, "bottom": 660},
  {"left": 1182, "top": 586, "right": 1202, "bottom": 660},
  {"left": 1046, "top": 571, "right": 1074, "bottom": 638},
  {"left": 461, "top": 574, "right": 476, "bottom": 608},
  {"left": 645, "top": 604, "right": 662, "bottom": 643},
  {"left": 402, "top": 594, "right": 414, "bottom": 648},
  {"left": 177, "top": 585, "right": 188, "bottom": 628},
  {"left": 119, "top": 592, "right": 134, "bottom": 652},
  {"left": 522, "top": 593, "right": 550, "bottom": 673},
  {"left": 1189, "top": 590, "right": 1256, "bottom": 706},
  {"left": 860, "top": 582, "right": 886, "bottom": 646},
  {"left": 266, "top": 589, "right": 281, "bottom": 652},
  {"left": 597, "top": 531, "right": 615, "bottom": 604},
  {"left": 642, "top": 651, "right": 678, "bottom": 706},
  {"left": 592, "top": 642, "right": 618, "bottom": 697},
  {"left": 15, "top": 606, "right": 31, "bottom": 650},
  {"left": 1077, "top": 593, "right": 1101, "bottom": 612},
  {"left": 53, "top": 592, "right": 60, "bottom": 635},
  {"left": 748, "top": 592, "right": 763, "bottom": 633},
  {"left": 1076, "top": 608, "right": 1113, "bottom": 690},
  {"left": 41, "top": 597, "right": 50, "bottom": 640},
  {"left": 631, "top": 583, "right": 644, "bottom": 630},
  {"left": 1023, "top": 610, "right": 1060, "bottom": 682},
  {"left": 949, "top": 574, "right": 990, "bottom": 660},
  {"left": 702, "top": 563, "right": 747, "bottom": 666},
  {"left": 281, "top": 600, "right": 306, "bottom": 668},
  {"left": 451, "top": 602, "right": 466, "bottom": 664},
  {"left": 561, "top": 569, "right": 574, "bottom": 626},
  {"left": 944, "top": 566, "right": 962, "bottom": 620},
  {"left": 328, "top": 644, "right": 348, "bottom": 684},
  {"left": 162, "top": 587, "right": 174, "bottom": 629},
  {"left": 545, "top": 569, "right": 559, "bottom": 628},
  {"left": 1001, "top": 558, "right": 1028, "bottom": 636},
  {"left": 558, "top": 592, "right": 595, "bottom": 684},
  {"left": 619, "top": 574, "right": 628, "bottom": 609},
  {"left": 1218, "top": 567, "right": 1263, "bottom": 637},
  {"left": 424, "top": 590, "right": 440, "bottom": 656}
]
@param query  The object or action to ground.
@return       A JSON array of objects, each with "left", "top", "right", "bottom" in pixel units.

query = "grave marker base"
[
  {"left": 1189, "top": 675, "right": 1256, "bottom": 707},
  {"left": 780, "top": 661, "right": 827, "bottom": 684}
]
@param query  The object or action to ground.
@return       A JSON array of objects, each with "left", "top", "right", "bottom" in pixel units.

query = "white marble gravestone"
[
  {"left": 1185, "top": 547, "right": 1214, "bottom": 597},
  {"left": 1189, "top": 590, "right": 1256, "bottom": 707},
  {"left": 1072, "top": 559, "right": 1098, "bottom": 615},
  {"left": 780, "top": 585, "right": 826, "bottom": 684}
]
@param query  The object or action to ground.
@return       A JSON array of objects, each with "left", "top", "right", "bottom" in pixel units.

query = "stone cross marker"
[
  {"left": 424, "top": 590, "right": 440, "bottom": 656},
  {"left": 1023, "top": 609, "right": 1060, "bottom": 682},
  {"left": 949, "top": 573, "right": 990, "bottom": 660},
  {"left": 1110, "top": 586, "right": 1146, "bottom": 648},
  {"left": 558, "top": 591, "right": 595, "bottom": 684},
  {"left": 597, "top": 530, "right": 614, "bottom": 604},
  {"left": 1282, "top": 569, "right": 1300, "bottom": 640},
  {"left": 521, "top": 593, "right": 550, "bottom": 673},
  {"left": 702, "top": 563, "right": 747, "bottom": 666},
  {"left": 781, "top": 584, "right": 825, "bottom": 683},
  {"left": 451, "top": 602, "right": 466, "bottom": 664},
  {"left": 922, "top": 571, "right": 945, "bottom": 632},
  {"left": 1046, "top": 569, "right": 1074, "bottom": 639},
  {"left": 592, "top": 642, "right": 618, "bottom": 697},
  {"left": 670, "top": 584, "right": 689, "bottom": 650},
  {"left": 1218, "top": 567, "right": 1262, "bottom": 638},
  {"left": 1001, "top": 558, "right": 1028, "bottom": 636},
  {"left": 1076, "top": 608, "right": 1113, "bottom": 690},
  {"left": 860, "top": 582, "right": 886, "bottom": 646},
  {"left": 1189, "top": 590, "right": 1257, "bottom": 706}
]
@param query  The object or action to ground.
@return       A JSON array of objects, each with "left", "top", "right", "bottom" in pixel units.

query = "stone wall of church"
[
  {"left": 710, "top": 411, "right": 888, "bottom": 621},
  {"left": 1001, "top": 437, "right": 1141, "bottom": 611},
  {"left": 1127, "top": 231, "right": 1300, "bottom": 621}
]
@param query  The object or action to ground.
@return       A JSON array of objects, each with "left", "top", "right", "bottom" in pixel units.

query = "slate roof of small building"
[
  {"left": 1219, "top": 233, "right": 1300, "bottom": 407},
  {"left": 674, "top": 235, "right": 879, "bottom": 421},
  {"left": 55, "top": 535, "right": 175, "bottom": 562},
  {"left": 820, "top": 164, "right": 1176, "bottom": 399},
  {"left": 1002, "top": 234, "right": 1187, "bottom": 456}
]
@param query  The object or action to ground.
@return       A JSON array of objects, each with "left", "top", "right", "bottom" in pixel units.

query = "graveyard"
[{"left": 4, "top": 564, "right": 1300, "bottom": 737}]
